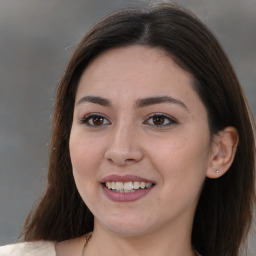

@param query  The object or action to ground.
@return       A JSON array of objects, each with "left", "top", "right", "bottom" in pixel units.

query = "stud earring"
[{"left": 216, "top": 170, "right": 220, "bottom": 173}]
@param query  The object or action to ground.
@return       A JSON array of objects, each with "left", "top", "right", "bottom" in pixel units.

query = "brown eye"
[
  {"left": 81, "top": 114, "right": 111, "bottom": 127},
  {"left": 144, "top": 114, "right": 177, "bottom": 127},
  {"left": 152, "top": 116, "right": 165, "bottom": 126},
  {"left": 91, "top": 116, "right": 104, "bottom": 125}
]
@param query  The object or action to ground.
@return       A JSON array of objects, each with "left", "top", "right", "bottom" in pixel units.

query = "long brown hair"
[{"left": 22, "top": 3, "right": 255, "bottom": 255}]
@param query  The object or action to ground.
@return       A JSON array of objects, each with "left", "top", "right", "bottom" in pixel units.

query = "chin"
[{"left": 99, "top": 214, "right": 156, "bottom": 237}]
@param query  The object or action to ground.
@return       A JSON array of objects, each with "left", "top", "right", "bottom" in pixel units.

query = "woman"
[{"left": 0, "top": 3, "right": 255, "bottom": 256}]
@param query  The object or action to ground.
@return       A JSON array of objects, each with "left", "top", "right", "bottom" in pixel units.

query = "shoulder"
[{"left": 0, "top": 241, "right": 56, "bottom": 256}]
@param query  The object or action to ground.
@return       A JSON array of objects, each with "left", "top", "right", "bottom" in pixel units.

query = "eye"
[
  {"left": 144, "top": 113, "right": 177, "bottom": 127},
  {"left": 80, "top": 114, "right": 111, "bottom": 127}
]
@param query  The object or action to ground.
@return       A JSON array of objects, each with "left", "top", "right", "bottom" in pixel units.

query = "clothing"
[{"left": 0, "top": 241, "right": 56, "bottom": 256}]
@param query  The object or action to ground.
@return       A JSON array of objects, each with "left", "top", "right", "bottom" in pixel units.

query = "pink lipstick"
[{"left": 101, "top": 174, "right": 155, "bottom": 202}]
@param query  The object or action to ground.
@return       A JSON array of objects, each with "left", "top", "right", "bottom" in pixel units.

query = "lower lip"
[{"left": 101, "top": 184, "right": 154, "bottom": 202}]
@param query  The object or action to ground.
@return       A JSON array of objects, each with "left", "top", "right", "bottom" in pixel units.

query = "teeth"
[
  {"left": 146, "top": 183, "right": 152, "bottom": 188},
  {"left": 105, "top": 181, "right": 153, "bottom": 191},
  {"left": 124, "top": 181, "right": 133, "bottom": 191},
  {"left": 140, "top": 182, "right": 146, "bottom": 189},
  {"left": 106, "top": 182, "right": 111, "bottom": 189},
  {"left": 111, "top": 181, "right": 116, "bottom": 189},
  {"left": 116, "top": 182, "right": 124, "bottom": 190},
  {"left": 133, "top": 181, "right": 140, "bottom": 189}
]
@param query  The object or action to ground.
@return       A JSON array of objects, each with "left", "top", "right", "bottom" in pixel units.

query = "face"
[{"left": 69, "top": 46, "right": 212, "bottom": 237}]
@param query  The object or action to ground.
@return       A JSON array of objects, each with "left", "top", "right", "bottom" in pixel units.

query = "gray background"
[{"left": 0, "top": 0, "right": 255, "bottom": 251}]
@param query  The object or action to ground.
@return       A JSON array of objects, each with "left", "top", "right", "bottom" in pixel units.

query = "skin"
[{"left": 56, "top": 45, "right": 238, "bottom": 256}]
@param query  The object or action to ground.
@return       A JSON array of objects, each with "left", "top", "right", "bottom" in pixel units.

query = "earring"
[{"left": 216, "top": 170, "right": 220, "bottom": 173}]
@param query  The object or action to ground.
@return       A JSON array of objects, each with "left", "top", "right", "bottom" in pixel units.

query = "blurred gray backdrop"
[{"left": 0, "top": 0, "right": 255, "bottom": 251}]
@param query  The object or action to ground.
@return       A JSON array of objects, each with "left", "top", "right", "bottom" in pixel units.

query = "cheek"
[
  {"left": 69, "top": 138, "right": 104, "bottom": 213},
  {"left": 69, "top": 131, "right": 103, "bottom": 177},
  {"left": 153, "top": 138, "right": 209, "bottom": 213},
  {"left": 147, "top": 129, "right": 210, "bottom": 188},
  {"left": 151, "top": 135, "right": 209, "bottom": 166},
  {"left": 69, "top": 131, "right": 103, "bottom": 205}
]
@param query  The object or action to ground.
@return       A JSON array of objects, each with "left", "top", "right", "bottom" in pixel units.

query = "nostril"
[
  {"left": 104, "top": 148, "right": 143, "bottom": 165},
  {"left": 126, "top": 158, "right": 135, "bottom": 162}
]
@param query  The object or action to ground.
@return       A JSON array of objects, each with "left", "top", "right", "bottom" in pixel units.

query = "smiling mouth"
[{"left": 104, "top": 181, "right": 154, "bottom": 193}]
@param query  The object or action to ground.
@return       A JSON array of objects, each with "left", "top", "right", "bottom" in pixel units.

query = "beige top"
[{"left": 0, "top": 241, "right": 56, "bottom": 256}]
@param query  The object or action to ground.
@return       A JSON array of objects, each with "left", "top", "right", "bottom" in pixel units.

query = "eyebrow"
[
  {"left": 135, "top": 96, "right": 189, "bottom": 112},
  {"left": 76, "top": 95, "right": 189, "bottom": 112},
  {"left": 77, "top": 96, "right": 111, "bottom": 107}
]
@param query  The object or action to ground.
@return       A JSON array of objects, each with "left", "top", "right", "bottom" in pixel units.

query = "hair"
[{"left": 21, "top": 3, "right": 255, "bottom": 256}]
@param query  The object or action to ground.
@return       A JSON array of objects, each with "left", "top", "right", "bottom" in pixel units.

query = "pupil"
[
  {"left": 93, "top": 116, "right": 103, "bottom": 125},
  {"left": 153, "top": 116, "right": 164, "bottom": 125}
]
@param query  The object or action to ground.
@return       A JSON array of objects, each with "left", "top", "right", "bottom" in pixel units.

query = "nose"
[{"left": 104, "top": 124, "right": 144, "bottom": 166}]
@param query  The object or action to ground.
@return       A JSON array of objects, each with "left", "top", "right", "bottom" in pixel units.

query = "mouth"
[
  {"left": 101, "top": 174, "right": 155, "bottom": 202},
  {"left": 104, "top": 181, "right": 154, "bottom": 193}
]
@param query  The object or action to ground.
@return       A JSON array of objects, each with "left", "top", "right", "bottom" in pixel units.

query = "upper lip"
[{"left": 101, "top": 174, "right": 155, "bottom": 184}]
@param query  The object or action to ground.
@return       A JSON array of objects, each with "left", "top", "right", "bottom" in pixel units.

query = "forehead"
[
  {"left": 77, "top": 46, "right": 194, "bottom": 96},
  {"left": 75, "top": 46, "right": 206, "bottom": 117}
]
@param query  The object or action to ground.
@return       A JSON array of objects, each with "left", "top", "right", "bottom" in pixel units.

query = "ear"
[{"left": 206, "top": 127, "right": 239, "bottom": 179}]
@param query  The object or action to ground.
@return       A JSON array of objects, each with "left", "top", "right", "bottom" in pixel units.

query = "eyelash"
[
  {"left": 80, "top": 114, "right": 111, "bottom": 127},
  {"left": 144, "top": 113, "right": 178, "bottom": 127},
  {"left": 80, "top": 113, "right": 177, "bottom": 128}
]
